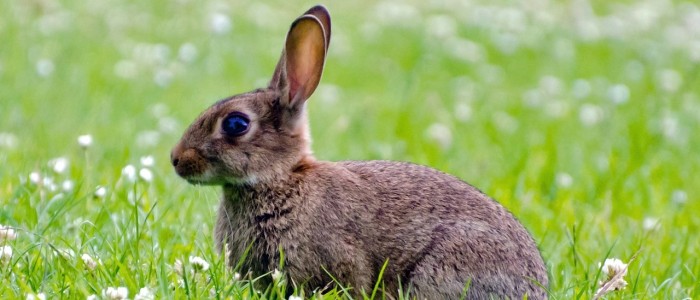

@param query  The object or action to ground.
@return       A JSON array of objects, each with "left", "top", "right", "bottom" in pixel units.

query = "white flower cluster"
[
  {"left": 102, "top": 287, "right": 128, "bottom": 300},
  {"left": 1, "top": 246, "right": 12, "bottom": 263},
  {"left": 81, "top": 253, "right": 99, "bottom": 271},
  {"left": 25, "top": 293, "right": 46, "bottom": 300},
  {"left": 0, "top": 224, "right": 18, "bottom": 241},
  {"left": 594, "top": 257, "right": 629, "bottom": 298},
  {"left": 134, "top": 287, "right": 154, "bottom": 300},
  {"left": 121, "top": 155, "right": 156, "bottom": 183},
  {"left": 189, "top": 255, "right": 210, "bottom": 272},
  {"left": 78, "top": 134, "right": 93, "bottom": 148}
]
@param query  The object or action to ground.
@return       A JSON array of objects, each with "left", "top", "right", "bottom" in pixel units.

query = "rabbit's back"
[{"left": 335, "top": 160, "right": 548, "bottom": 299}]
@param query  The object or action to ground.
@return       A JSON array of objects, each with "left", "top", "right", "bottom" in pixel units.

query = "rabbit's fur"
[{"left": 171, "top": 5, "right": 548, "bottom": 299}]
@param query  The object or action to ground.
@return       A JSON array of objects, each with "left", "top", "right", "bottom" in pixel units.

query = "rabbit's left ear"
[
  {"left": 270, "top": 7, "right": 329, "bottom": 106},
  {"left": 302, "top": 5, "right": 331, "bottom": 52}
]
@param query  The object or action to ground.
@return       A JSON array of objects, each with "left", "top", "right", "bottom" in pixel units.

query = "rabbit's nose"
[{"left": 170, "top": 147, "right": 181, "bottom": 167}]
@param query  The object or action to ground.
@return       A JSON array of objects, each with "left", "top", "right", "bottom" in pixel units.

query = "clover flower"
[
  {"left": 172, "top": 259, "right": 183, "bottom": 276},
  {"left": 140, "top": 156, "right": 155, "bottom": 167},
  {"left": 139, "top": 168, "right": 153, "bottom": 182},
  {"left": 594, "top": 258, "right": 629, "bottom": 299},
  {"left": 78, "top": 134, "right": 93, "bottom": 148},
  {"left": 81, "top": 253, "right": 98, "bottom": 271},
  {"left": 25, "top": 293, "right": 46, "bottom": 300},
  {"left": 122, "top": 165, "right": 137, "bottom": 182},
  {"left": 94, "top": 186, "right": 107, "bottom": 198},
  {"left": 134, "top": 287, "right": 154, "bottom": 300},
  {"left": 102, "top": 287, "right": 128, "bottom": 300},
  {"left": 48, "top": 157, "right": 69, "bottom": 174},
  {"left": 189, "top": 256, "right": 210, "bottom": 272},
  {"left": 0, "top": 225, "right": 17, "bottom": 241},
  {"left": 271, "top": 268, "right": 282, "bottom": 281},
  {"left": 1, "top": 246, "right": 13, "bottom": 263}
]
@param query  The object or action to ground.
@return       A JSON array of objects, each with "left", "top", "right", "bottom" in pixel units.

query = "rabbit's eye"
[{"left": 222, "top": 113, "right": 250, "bottom": 137}]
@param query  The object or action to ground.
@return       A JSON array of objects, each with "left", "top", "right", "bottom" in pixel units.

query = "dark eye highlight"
[{"left": 222, "top": 113, "right": 250, "bottom": 137}]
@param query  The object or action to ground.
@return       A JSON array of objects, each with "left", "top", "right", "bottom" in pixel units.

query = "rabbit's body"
[
  {"left": 172, "top": 5, "right": 548, "bottom": 299},
  {"left": 216, "top": 159, "right": 547, "bottom": 299}
]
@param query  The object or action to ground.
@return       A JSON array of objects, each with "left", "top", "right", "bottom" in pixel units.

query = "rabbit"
[{"left": 171, "top": 5, "right": 548, "bottom": 299}]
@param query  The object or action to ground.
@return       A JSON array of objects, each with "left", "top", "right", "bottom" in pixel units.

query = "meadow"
[{"left": 1, "top": 0, "right": 699, "bottom": 299}]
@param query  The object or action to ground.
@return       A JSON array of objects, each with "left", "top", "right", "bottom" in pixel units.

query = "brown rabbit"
[{"left": 171, "top": 5, "right": 548, "bottom": 299}]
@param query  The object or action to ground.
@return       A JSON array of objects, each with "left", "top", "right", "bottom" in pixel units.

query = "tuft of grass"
[{"left": 1, "top": 0, "right": 699, "bottom": 299}]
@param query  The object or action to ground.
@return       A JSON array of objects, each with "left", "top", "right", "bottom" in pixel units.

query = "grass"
[{"left": 1, "top": 0, "right": 699, "bottom": 299}]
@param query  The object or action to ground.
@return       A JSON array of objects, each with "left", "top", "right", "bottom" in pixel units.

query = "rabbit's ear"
[
  {"left": 302, "top": 5, "right": 331, "bottom": 53},
  {"left": 270, "top": 13, "right": 328, "bottom": 106}
]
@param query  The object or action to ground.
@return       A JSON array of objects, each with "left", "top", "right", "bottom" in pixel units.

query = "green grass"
[{"left": 1, "top": 0, "right": 699, "bottom": 299}]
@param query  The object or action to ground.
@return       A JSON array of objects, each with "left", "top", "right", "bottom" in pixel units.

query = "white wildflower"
[
  {"left": 233, "top": 272, "right": 241, "bottom": 280},
  {"left": 597, "top": 258, "right": 628, "bottom": 293},
  {"left": 555, "top": 172, "right": 573, "bottom": 188},
  {"left": 158, "top": 117, "right": 179, "bottom": 133},
  {"left": 102, "top": 287, "right": 129, "bottom": 300},
  {"left": 540, "top": 76, "right": 563, "bottom": 96},
  {"left": 454, "top": 102, "right": 472, "bottom": 122},
  {"left": 189, "top": 256, "right": 210, "bottom": 272},
  {"left": 642, "top": 217, "right": 660, "bottom": 231},
  {"left": 373, "top": 1, "right": 419, "bottom": 26},
  {"left": 493, "top": 111, "right": 519, "bottom": 133},
  {"left": 660, "top": 115, "right": 680, "bottom": 140},
  {"left": 86, "top": 295, "right": 98, "bottom": 300},
  {"left": 122, "top": 165, "right": 137, "bottom": 182},
  {"left": 48, "top": 157, "right": 69, "bottom": 174},
  {"left": 42, "top": 176, "right": 57, "bottom": 192},
  {"left": 150, "top": 103, "right": 169, "bottom": 117},
  {"left": 134, "top": 287, "right": 154, "bottom": 300},
  {"left": 271, "top": 268, "right": 282, "bottom": 281},
  {"left": 55, "top": 248, "right": 75, "bottom": 260},
  {"left": 315, "top": 84, "right": 341, "bottom": 105},
  {"left": 657, "top": 69, "right": 682, "bottom": 92},
  {"left": 210, "top": 13, "right": 232, "bottom": 34},
  {"left": 289, "top": 295, "right": 303, "bottom": 300},
  {"left": 1, "top": 245, "right": 13, "bottom": 263},
  {"left": 425, "top": 123, "right": 453, "bottom": 149},
  {"left": 179, "top": 43, "right": 198, "bottom": 63},
  {"left": 572, "top": 79, "right": 591, "bottom": 99},
  {"left": 62, "top": 180, "right": 75, "bottom": 192},
  {"left": 94, "top": 186, "right": 107, "bottom": 198},
  {"left": 172, "top": 259, "right": 183, "bottom": 275},
  {"left": 78, "top": 134, "right": 93, "bottom": 148},
  {"left": 140, "top": 156, "right": 155, "bottom": 167},
  {"left": 36, "top": 59, "right": 55, "bottom": 77},
  {"left": 25, "top": 293, "right": 46, "bottom": 300},
  {"left": 0, "top": 132, "right": 18, "bottom": 149},
  {"left": 671, "top": 189, "right": 687, "bottom": 204},
  {"left": 0, "top": 225, "right": 17, "bottom": 241},
  {"left": 135, "top": 130, "right": 161, "bottom": 148},
  {"left": 139, "top": 168, "right": 153, "bottom": 182},
  {"left": 426, "top": 15, "right": 457, "bottom": 39},
  {"left": 579, "top": 104, "right": 604, "bottom": 126},
  {"left": 154, "top": 68, "right": 173, "bottom": 87},
  {"left": 114, "top": 60, "right": 138, "bottom": 79},
  {"left": 81, "top": 253, "right": 98, "bottom": 270},
  {"left": 29, "top": 172, "right": 42, "bottom": 185},
  {"left": 607, "top": 84, "right": 630, "bottom": 105}
]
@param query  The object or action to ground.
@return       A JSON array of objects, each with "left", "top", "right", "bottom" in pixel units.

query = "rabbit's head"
[{"left": 171, "top": 6, "right": 330, "bottom": 185}]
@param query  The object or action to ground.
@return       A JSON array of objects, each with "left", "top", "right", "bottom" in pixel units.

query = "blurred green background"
[{"left": 0, "top": 0, "right": 698, "bottom": 298}]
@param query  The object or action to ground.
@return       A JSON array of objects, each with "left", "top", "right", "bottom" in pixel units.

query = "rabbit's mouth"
[{"left": 180, "top": 170, "right": 226, "bottom": 186}]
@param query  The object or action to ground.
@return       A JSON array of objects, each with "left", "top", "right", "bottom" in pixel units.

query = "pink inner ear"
[{"left": 285, "top": 17, "right": 326, "bottom": 103}]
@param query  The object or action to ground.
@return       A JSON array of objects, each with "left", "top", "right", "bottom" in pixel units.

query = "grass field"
[{"left": 1, "top": 0, "right": 699, "bottom": 299}]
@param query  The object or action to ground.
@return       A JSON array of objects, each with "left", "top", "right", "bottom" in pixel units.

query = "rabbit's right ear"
[{"left": 269, "top": 6, "right": 330, "bottom": 108}]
